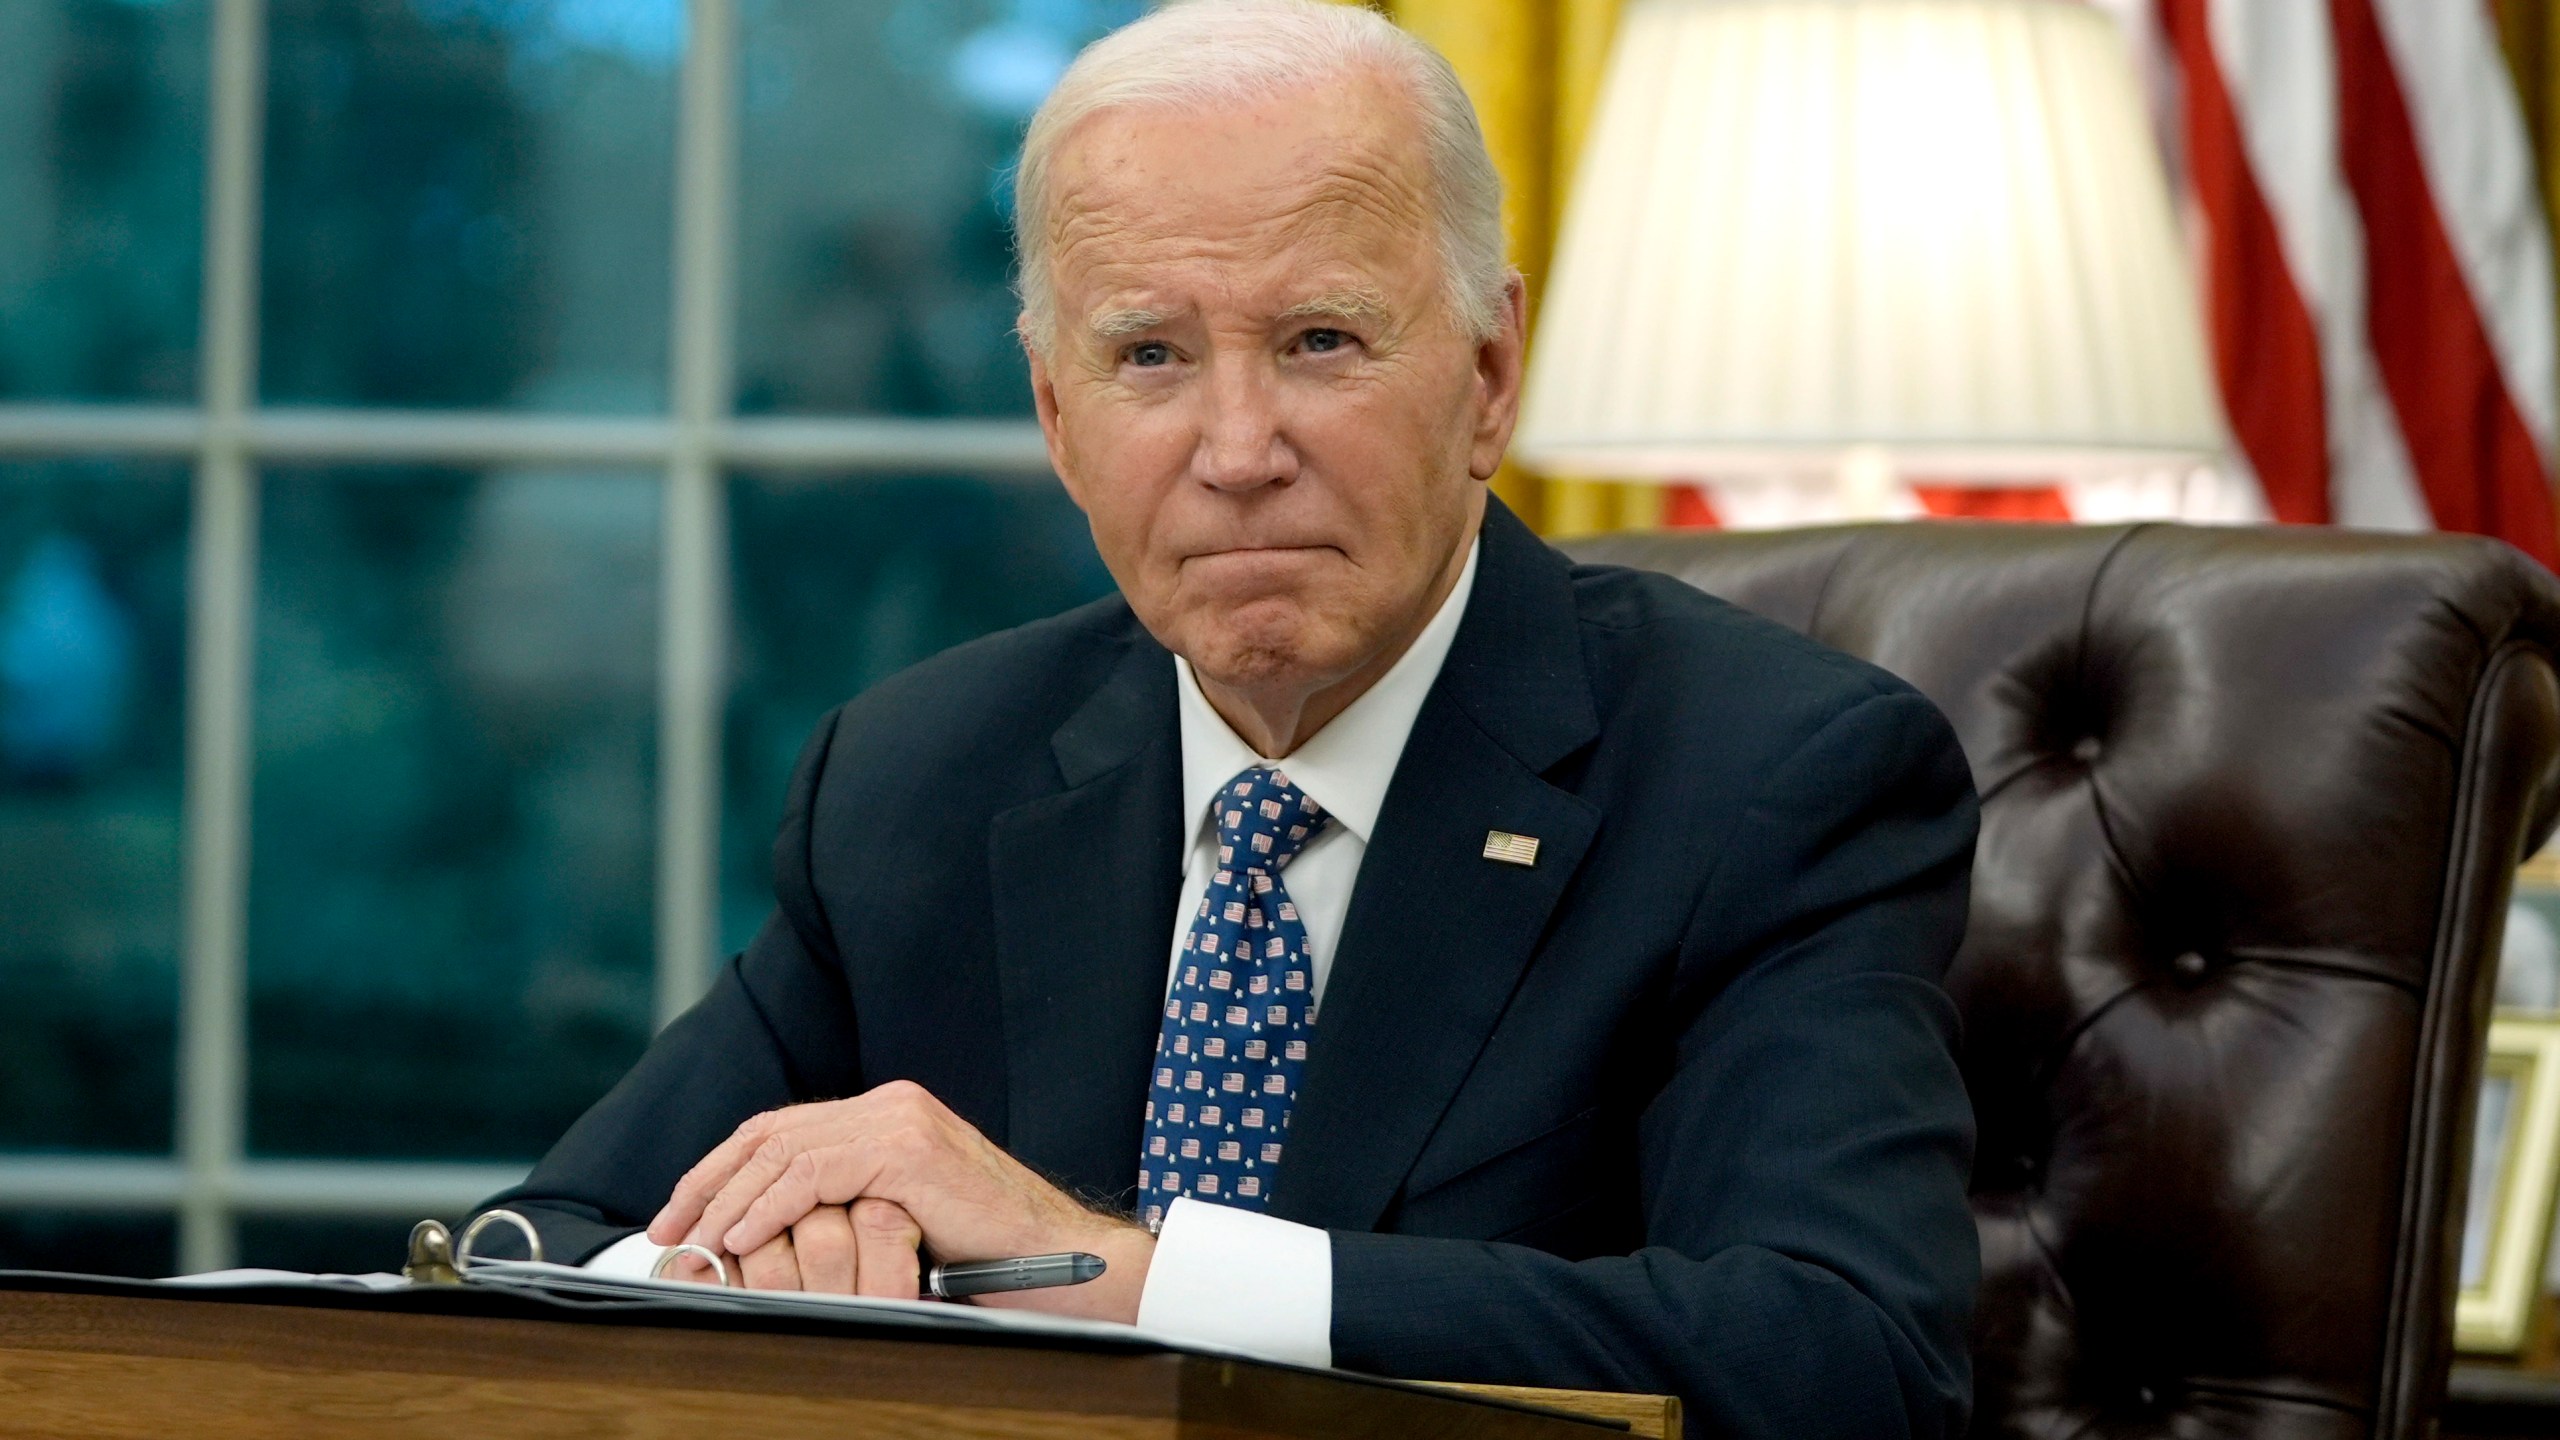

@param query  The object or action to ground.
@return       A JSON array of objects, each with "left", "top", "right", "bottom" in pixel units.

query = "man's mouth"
[{"left": 1190, "top": 544, "right": 1335, "bottom": 561}]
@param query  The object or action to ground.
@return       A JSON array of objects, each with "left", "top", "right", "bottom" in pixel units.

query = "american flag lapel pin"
[{"left": 1482, "top": 830, "right": 1541, "bottom": 867}]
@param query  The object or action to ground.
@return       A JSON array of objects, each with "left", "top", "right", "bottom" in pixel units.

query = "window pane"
[
  {"left": 249, "top": 465, "right": 659, "bottom": 1160},
  {"left": 733, "top": 0, "right": 1144, "bottom": 417},
  {"left": 260, "top": 0, "right": 677, "bottom": 411},
  {"left": 0, "top": 1210, "right": 175, "bottom": 1278},
  {"left": 722, "top": 472, "right": 1111, "bottom": 951},
  {"left": 0, "top": 461, "right": 188, "bottom": 1153},
  {"left": 0, "top": 0, "right": 206, "bottom": 401},
  {"left": 236, "top": 1213, "right": 427, "bottom": 1276}
]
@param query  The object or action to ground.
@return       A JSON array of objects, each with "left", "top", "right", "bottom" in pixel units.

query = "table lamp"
[{"left": 1514, "top": 0, "right": 2225, "bottom": 517}]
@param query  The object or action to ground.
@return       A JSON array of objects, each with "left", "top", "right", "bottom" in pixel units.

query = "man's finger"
[
  {"left": 722, "top": 1138, "right": 889, "bottom": 1257},
  {"left": 737, "top": 1230, "right": 803, "bottom": 1292},
  {"left": 850, "top": 1197, "right": 923, "bottom": 1301},
  {"left": 793, "top": 1205, "right": 858, "bottom": 1295},
  {"left": 688, "top": 1128, "right": 831, "bottom": 1252},
  {"left": 650, "top": 1110, "right": 784, "bottom": 1243},
  {"left": 665, "top": 1082, "right": 943, "bottom": 1246}
]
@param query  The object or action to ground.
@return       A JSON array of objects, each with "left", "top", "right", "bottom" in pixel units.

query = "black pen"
[{"left": 926, "top": 1251, "right": 1107, "bottom": 1300}]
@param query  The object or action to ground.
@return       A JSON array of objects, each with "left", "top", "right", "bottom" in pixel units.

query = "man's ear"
[
  {"left": 1023, "top": 315, "right": 1086, "bottom": 509},
  {"left": 1467, "top": 273, "right": 1529, "bottom": 483}
]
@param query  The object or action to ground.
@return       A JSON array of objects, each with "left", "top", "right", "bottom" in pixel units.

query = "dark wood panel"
[
  {"left": 0, "top": 1287, "right": 1178, "bottom": 1414},
  {"left": 0, "top": 1287, "right": 1618, "bottom": 1440},
  {"left": 0, "top": 1348, "right": 1161, "bottom": 1440},
  {"left": 2444, "top": 1362, "right": 2560, "bottom": 1440}
]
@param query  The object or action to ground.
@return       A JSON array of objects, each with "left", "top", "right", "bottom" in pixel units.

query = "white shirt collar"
[{"left": 1175, "top": 534, "right": 1481, "bottom": 845}]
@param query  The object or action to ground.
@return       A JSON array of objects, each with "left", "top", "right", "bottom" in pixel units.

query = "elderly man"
[{"left": 484, "top": 2, "right": 1980, "bottom": 1434}]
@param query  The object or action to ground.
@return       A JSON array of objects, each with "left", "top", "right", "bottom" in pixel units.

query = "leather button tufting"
[{"left": 1556, "top": 519, "right": 2560, "bottom": 1440}]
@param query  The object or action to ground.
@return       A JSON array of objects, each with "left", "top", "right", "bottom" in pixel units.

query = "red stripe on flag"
[
  {"left": 2158, "top": 0, "right": 2332, "bottom": 525},
  {"left": 2329, "top": 0, "right": 2559, "bottom": 568},
  {"left": 1908, "top": 484, "right": 2075, "bottom": 522},
  {"left": 1664, "top": 486, "right": 1721, "bottom": 529}
]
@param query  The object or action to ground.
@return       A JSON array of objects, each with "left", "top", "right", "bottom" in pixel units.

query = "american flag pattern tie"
[{"left": 1138, "top": 766, "right": 1329, "bottom": 1228}]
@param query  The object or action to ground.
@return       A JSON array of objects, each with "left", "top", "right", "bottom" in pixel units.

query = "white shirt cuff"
[
  {"left": 1134, "top": 1196, "right": 1332, "bottom": 1367},
  {"left": 584, "top": 1230, "right": 669, "bottom": 1278}
]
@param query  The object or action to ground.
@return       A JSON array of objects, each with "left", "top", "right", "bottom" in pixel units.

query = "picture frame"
[{"left": 2456, "top": 1014, "right": 2560, "bottom": 1354}]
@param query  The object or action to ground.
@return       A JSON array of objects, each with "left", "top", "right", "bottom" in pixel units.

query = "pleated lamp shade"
[{"left": 1514, "top": 0, "right": 2226, "bottom": 487}]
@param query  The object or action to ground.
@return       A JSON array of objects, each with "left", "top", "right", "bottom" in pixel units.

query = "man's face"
[{"left": 1027, "top": 72, "right": 1522, "bottom": 705}]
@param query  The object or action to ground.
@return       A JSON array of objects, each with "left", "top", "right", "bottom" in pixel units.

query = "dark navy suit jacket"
[{"left": 487, "top": 499, "right": 1982, "bottom": 1438}]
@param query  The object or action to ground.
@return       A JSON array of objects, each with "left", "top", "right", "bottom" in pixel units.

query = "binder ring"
[
  {"left": 454, "top": 1208, "right": 544, "bottom": 1271},
  {"left": 651, "top": 1243, "right": 733, "bottom": 1287}
]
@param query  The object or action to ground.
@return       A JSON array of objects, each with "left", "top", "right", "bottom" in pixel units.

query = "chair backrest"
[{"left": 1565, "top": 522, "right": 2560, "bottom": 1440}]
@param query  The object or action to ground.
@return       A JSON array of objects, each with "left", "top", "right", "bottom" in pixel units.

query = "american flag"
[{"left": 1671, "top": 0, "right": 2560, "bottom": 566}]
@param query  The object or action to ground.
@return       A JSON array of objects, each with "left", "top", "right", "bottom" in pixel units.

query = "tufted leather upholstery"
[{"left": 1563, "top": 522, "right": 2560, "bottom": 1440}]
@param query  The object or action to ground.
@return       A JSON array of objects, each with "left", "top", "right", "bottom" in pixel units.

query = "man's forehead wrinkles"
[
  {"left": 1052, "top": 181, "right": 1425, "bottom": 290},
  {"left": 1037, "top": 93, "right": 1445, "bottom": 349},
  {"left": 1094, "top": 149, "right": 1421, "bottom": 223},
  {"left": 1047, "top": 118, "right": 1428, "bottom": 241}
]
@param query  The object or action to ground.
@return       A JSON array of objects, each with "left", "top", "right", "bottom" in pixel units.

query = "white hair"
[{"left": 1012, "top": 0, "right": 1509, "bottom": 354}]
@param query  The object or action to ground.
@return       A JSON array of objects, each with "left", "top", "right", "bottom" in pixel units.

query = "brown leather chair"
[{"left": 1565, "top": 522, "right": 2560, "bottom": 1440}]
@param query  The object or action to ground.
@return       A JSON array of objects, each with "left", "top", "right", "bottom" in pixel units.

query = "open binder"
[
  {"left": 110, "top": 1206, "right": 1197, "bottom": 1357},
  {"left": 372, "top": 1206, "right": 1163, "bottom": 1346}
]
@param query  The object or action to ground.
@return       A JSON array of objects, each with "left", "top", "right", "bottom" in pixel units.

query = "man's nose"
[{"left": 1193, "top": 357, "right": 1297, "bottom": 492}]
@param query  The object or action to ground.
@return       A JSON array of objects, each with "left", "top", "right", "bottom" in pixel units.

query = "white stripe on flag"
[
  {"left": 2204, "top": 0, "right": 2428, "bottom": 531},
  {"left": 2367, "top": 0, "right": 2558, "bottom": 462}
]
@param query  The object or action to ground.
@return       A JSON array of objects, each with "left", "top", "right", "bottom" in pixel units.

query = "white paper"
[
  {"left": 162, "top": 1268, "right": 410, "bottom": 1292},
  {"left": 158, "top": 1261, "right": 1279, "bottom": 1367}
]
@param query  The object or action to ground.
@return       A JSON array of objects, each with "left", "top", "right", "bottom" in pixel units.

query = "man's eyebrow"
[
  {"left": 1277, "top": 288, "right": 1393, "bottom": 324},
  {"left": 1087, "top": 307, "right": 1169, "bottom": 339}
]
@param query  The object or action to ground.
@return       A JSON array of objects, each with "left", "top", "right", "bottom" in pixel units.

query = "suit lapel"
[
  {"left": 1273, "top": 502, "right": 1604, "bottom": 1232},
  {"left": 990, "top": 632, "right": 1184, "bottom": 1205}
]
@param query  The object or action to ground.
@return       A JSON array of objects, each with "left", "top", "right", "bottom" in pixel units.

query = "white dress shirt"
[{"left": 592, "top": 537, "right": 1482, "bottom": 1370}]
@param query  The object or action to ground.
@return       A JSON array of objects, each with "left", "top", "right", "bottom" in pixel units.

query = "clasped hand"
[{"left": 644, "top": 1080, "right": 1152, "bottom": 1322}]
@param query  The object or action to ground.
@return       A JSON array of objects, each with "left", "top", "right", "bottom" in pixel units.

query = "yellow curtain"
[{"left": 1382, "top": 0, "right": 1665, "bottom": 538}]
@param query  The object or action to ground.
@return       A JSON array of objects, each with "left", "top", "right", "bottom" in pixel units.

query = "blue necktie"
[{"left": 1139, "top": 766, "right": 1330, "bottom": 1227}]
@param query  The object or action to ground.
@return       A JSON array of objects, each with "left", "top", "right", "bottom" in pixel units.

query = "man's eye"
[
  {"left": 1301, "top": 328, "right": 1351, "bottom": 354},
  {"left": 1127, "top": 341, "right": 1173, "bottom": 367}
]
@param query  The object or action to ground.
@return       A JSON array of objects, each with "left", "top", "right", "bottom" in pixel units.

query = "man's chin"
[
  {"left": 1176, "top": 611, "right": 1345, "bottom": 695},
  {"left": 1187, "top": 637, "right": 1318, "bottom": 692}
]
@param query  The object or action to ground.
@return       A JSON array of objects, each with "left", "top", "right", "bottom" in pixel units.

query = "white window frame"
[{"left": 0, "top": 0, "right": 1052, "bottom": 1272}]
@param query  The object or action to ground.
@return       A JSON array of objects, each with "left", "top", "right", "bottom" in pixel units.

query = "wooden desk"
[{"left": 0, "top": 1280, "right": 1651, "bottom": 1439}]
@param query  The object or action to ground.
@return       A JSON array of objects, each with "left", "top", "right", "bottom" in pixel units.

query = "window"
[{"left": 0, "top": 0, "right": 1125, "bottom": 1275}]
